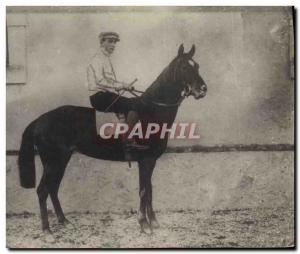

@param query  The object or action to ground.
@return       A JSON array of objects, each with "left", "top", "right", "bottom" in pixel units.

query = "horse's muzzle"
[{"left": 193, "top": 88, "right": 206, "bottom": 99}]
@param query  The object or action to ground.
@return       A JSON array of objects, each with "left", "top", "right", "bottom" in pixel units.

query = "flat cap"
[{"left": 99, "top": 32, "right": 120, "bottom": 42}]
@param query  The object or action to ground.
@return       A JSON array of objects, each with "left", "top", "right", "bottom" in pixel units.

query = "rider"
[{"left": 86, "top": 31, "right": 146, "bottom": 161}]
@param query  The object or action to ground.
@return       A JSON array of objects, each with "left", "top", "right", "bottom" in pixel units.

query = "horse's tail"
[{"left": 18, "top": 121, "right": 36, "bottom": 188}]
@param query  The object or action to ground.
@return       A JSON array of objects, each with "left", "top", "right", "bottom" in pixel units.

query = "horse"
[{"left": 18, "top": 44, "right": 207, "bottom": 234}]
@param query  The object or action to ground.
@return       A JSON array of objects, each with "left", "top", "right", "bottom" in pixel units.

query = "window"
[{"left": 6, "top": 14, "right": 27, "bottom": 85}]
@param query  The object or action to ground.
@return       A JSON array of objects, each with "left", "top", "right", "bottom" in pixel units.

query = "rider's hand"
[
  {"left": 114, "top": 82, "right": 127, "bottom": 92},
  {"left": 122, "top": 83, "right": 134, "bottom": 91},
  {"left": 115, "top": 86, "right": 123, "bottom": 92},
  {"left": 115, "top": 82, "right": 135, "bottom": 92},
  {"left": 127, "top": 86, "right": 135, "bottom": 92}
]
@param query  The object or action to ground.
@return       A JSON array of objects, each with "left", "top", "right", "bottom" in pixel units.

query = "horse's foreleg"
[
  {"left": 146, "top": 182, "right": 159, "bottom": 229},
  {"left": 138, "top": 158, "right": 157, "bottom": 233},
  {"left": 137, "top": 170, "right": 150, "bottom": 233}
]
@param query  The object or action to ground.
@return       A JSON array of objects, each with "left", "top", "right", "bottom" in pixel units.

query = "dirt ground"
[{"left": 6, "top": 206, "right": 294, "bottom": 249}]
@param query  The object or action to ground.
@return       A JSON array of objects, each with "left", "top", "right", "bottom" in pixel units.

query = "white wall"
[{"left": 6, "top": 7, "right": 294, "bottom": 150}]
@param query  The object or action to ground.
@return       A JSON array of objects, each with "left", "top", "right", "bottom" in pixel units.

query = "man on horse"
[{"left": 86, "top": 31, "right": 147, "bottom": 161}]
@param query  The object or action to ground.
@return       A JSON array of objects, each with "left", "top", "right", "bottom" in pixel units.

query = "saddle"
[{"left": 95, "top": 111, "right": 121, "bottom": 136}]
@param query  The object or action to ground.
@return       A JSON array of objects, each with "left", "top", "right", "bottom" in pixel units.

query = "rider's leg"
[
  {"left": 90, "top": 92, "right": 148, "bottom": 161},
  {"left": 90, "top": 91, "right": 134, "bottom": 114},
  {"left": 89, "top": 91, "right": 116, "bottom": 112},
  {"left": 127, "top": 110, "right": 139, "bottom": 130},
  {"left": 124, "top": 110, "right": 139, "bottom": 162},
  {"left": 119, "top": 110, "right": 148, "bottom": 162},
  {"left": 106, "top": 97, "right": 148, "bottom": 152}
]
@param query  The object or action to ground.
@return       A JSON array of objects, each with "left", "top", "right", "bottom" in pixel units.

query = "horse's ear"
[
  {"left": 178, "top": 44, "right": 184, "bottom": 56},
  {"left": 187, "top": 44, "right": 195, "bottom": 58}
]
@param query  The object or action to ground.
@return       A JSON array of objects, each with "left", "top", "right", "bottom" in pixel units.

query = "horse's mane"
[{"left": 142, "top": 57, "right": 177, "bottom": 100}]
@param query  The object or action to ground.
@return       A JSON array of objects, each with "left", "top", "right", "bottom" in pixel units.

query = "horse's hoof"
[
  {"left": 59, "top": 218, "right": 70, "bottom": 224},
  {"left": 140, "top": 220, "right": 152, "bottom": 235},
  {"left": 41, "top": 228, "right": 56, "bottom": 242},
  {"left": 141, "top": 226, "right": 152, "bottom": 235},
  {"left": 44, "top": 232, "right": 56, "bottom": 243},
  {"left": 63, "top": 219, "right": 75, "bottom": 229},
  {"left": 59, "top": 218, "right": 72, "bottom": 226},
  {"left": 42, "top": 228, "right": 52, "bottom": 234},
  {"left": 150, "top": 219, "right": 160, "bottom": 229}
]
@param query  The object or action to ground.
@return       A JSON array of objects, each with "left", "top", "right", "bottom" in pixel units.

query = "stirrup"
[
  {"left": 125, "top": 143, "right": 149, "bottom": 151},
  {"left": 124, "top": 149, "right": 133, "bottom": 168}
]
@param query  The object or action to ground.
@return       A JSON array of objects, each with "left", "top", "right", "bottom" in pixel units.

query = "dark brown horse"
[{"left": 18, "top": 44, "right": 207, "bottom": 234}]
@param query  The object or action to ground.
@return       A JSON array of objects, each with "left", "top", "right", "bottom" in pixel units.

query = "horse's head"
[{"left": 173, "top": 44, "right": 207, "bottom": 99}]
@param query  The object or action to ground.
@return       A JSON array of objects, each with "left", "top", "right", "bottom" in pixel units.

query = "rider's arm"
[
  {"left": 87, "top": 58, "right": 111, "bottom": 88},
  {"left": 87, "top": 57, "right": 125, "bottom": 92},
  {"left": 104, "top": 77, "right": 125, "bottom": 90}
]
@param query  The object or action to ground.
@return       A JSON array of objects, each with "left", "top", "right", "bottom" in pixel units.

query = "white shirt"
[{"left": 87, "top": 48, "right": 122, "bottom": 96}]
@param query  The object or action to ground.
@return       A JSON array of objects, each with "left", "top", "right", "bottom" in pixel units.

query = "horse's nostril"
[{"left": 202, "top": 86, "right": 207, "bottom": 92}]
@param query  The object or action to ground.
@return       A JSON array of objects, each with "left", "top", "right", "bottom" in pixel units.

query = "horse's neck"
[
  {"left": 140, "top": 62, "right": 183, "bottom": 128},
  {"left": 143, "top": 67, "right": 183, "bottom": 105}
]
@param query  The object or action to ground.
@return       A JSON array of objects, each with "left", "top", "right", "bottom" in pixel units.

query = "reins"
[
  {"left": 103, "top": 59, "right": 191, "bottom": 110},
  {"left": 104, "top": 78, "right": 137, "bottom": 112},
  {"left": 103, "top": 84, "right": 189, "bottom": 109},
  {"left": 141, "top": 86, "right": 190, "bottom": 107}
]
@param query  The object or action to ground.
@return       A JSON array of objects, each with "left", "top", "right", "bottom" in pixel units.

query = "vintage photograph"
[{"left": 6, "top": 6, "right": 294, "bottom": 248}]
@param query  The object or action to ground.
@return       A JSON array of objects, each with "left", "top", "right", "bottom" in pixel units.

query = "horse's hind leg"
[
  {"left": 37, "top": 173, "right": 50, "bottom": 232},
  {"left": 38, "top": 145, "right": 71, "bottom": 230},
  {"left": 48, "top": 154, "right": 71, "bottom": 225}
]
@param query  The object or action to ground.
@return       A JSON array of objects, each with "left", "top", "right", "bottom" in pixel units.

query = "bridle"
[
  {"left": 142, "top": 86, "right": 191, "bottom": 107},
  {"left": 103, "top": 58, "right": 195, "bottom": 110}
]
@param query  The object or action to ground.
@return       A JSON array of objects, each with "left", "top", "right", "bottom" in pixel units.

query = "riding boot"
[
  {"left": 123, "top": 139, "right": 133, "bottom": 163},
  {"left": 115, "top": 114, "right": 129, "bottom": 161},
  {"left": 123, "top": 111, "right": 148, "bottom": 164}
]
